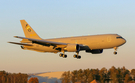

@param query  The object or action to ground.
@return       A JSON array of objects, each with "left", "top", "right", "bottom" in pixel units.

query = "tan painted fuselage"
[{"left": 23, "top": 34, "right": 126, "bottom": 53}]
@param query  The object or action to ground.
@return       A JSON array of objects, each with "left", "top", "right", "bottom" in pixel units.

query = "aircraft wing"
[
  {"left": 8, "top": 42, "right": 33, "bottom": 46},
  {"left": 14, "top": 36, "right": 67, "bottom": 47}
]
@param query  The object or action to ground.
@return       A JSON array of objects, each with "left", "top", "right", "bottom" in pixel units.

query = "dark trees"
[
  {"left": 61, "top": 66, "right": 133, "bottom": 83},
  {"left": 131, "top": 69, "right": 135, "bottom": 81},
  {"left": 61, "top": 71, "right": 71, "bottom": 83},
  {"left": 28, "top": 77, "right": 39, "bottom": 83},
  {"left": 0, "top": 71, "right": 28, "bottom": 83}
]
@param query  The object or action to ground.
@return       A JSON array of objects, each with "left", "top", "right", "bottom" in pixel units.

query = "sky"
[{"left": 0, "top": 0, "right": 135, "bottom": 73}]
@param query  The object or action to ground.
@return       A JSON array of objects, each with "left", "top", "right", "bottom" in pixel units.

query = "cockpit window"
[{"left": 116, "top": 37, "right": 123, "bottom": 39}]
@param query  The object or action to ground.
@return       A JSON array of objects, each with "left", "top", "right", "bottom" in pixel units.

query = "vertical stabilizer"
[{"left": 20, "top": 20, "right": 41, "bottom": 39}]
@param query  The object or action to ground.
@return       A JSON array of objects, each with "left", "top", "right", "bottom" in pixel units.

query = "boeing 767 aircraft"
[{"left": 9, "top": 20, "right": 126, "bottom": 59}]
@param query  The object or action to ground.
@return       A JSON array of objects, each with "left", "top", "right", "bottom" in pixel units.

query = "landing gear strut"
[
  {"left": 113, "top": 47, "right": 118, "bottom": 55},
  {"left": 73, "top": 51, "right": 81, "bottom": 59}
]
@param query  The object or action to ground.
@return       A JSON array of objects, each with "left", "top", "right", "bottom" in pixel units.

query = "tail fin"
[{"left": 20, "top": 20, "right": 41, "bottom": 39}]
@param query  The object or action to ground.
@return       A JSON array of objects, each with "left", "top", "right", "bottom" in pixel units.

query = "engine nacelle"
[
  {"left": 86, "top": 49, "right": 103, "bottom": 54},
  {"left": 64, "top": 44, "right": 80, "bottom": 52}
]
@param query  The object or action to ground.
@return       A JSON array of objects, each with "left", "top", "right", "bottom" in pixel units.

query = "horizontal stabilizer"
[{"left": 8, "top": 42, "right": 33, "bottom": 46}]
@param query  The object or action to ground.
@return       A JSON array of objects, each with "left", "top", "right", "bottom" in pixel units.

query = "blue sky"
[{"left": 0, "top": 0, "right": 135, "bottom": 73}]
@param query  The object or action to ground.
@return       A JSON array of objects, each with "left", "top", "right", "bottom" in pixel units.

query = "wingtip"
[
  {"left": 8, "top": 41, "right": 15, "bottom": 43},
  {"left": 8, "top": 42, "right": 11, "bottom": 43},
  {"left": 14, "top": 36, "right": 18, "bottom": 38}
]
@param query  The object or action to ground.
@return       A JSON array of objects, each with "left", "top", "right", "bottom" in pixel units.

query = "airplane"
[{"left": 8, "top": 20, "right": 126, "bottom": 59}]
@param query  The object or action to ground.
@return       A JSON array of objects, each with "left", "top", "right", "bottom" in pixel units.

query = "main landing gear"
[
  {"left": 59, "top": 51, "right": 81, "bottom": 59},
  {"left": 113, "top": 47, "right": 118, "bottom": 55},
  {"left": 73, "top": 51, "right": 81, "bottom": 59},
  {"left": 59, "top": 53, "right": 67, "bottom": 58},
  {"left": 59, "top": 50, "right": 67, "bottom": 58}
]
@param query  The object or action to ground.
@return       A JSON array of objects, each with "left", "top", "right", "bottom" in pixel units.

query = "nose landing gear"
[{"left": 113, "top": 47, "right": 118, "bottom": 55}]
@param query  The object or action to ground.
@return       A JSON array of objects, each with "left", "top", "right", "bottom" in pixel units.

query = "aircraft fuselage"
[{"left": 23, "top": 34, "right": 126, "bottom": 53}]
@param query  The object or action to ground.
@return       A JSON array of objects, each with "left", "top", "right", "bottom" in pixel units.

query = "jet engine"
[
  {"left": 64, "top": 44, "right": 80, "bottom": 52},
  {"left": 86, "top": 49, "right": 103, "bottom": 54}
]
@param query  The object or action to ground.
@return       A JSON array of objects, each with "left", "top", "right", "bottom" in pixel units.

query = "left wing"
[
  {"left": 14, "top": 36, "right": 67, "bottom": 47},
  {"left": 8, "top": 42, "right": 33, "bottom": 46}
]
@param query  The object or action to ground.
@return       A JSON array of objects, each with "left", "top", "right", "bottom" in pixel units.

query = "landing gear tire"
[
  {"left": 59, "top": 53, "right": 63, "bottom": 57},
  {"left": 63, "top": 54, "right": 67, "bottom": 58},
  {"left": 114, "top": 51, "right": 117, "bottom": 55},
  {"left": 113, "top": 47, "right": 118, "bottom": 55},
  {"left": 77, "top": 56, "right": 81, "bottom": 59},
  {"left": 73, "top": 54, "right": 81, "bottom": 59},
  {"left": 73, "top": 54, "right": 77, "bottom": 58}
]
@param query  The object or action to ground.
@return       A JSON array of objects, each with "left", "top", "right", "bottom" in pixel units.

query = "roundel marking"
[{"left": 25, "top": 24, "right": 32, "bottom": 32}]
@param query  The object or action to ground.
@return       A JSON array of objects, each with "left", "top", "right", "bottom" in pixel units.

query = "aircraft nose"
[{"left": 122, "top": 38, "right": 126, "bottom": 44}]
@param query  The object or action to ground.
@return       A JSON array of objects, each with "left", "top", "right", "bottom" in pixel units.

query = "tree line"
[
  {"left": 61, "top": 66, "right": 135, "bottom": 83},
  {"left": 0, "top": 70, "right": 28, "bottom": 83},
  {"left": 28, "top": 77, "right": 39, "bottom": 83},
  {"left": 0, "top": 71, "right": 39, "bottom": 83}
]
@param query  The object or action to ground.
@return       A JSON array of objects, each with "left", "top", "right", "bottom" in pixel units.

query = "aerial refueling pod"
[{"left": 21, "top": 46, "right": 25, "bottom": 49}]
